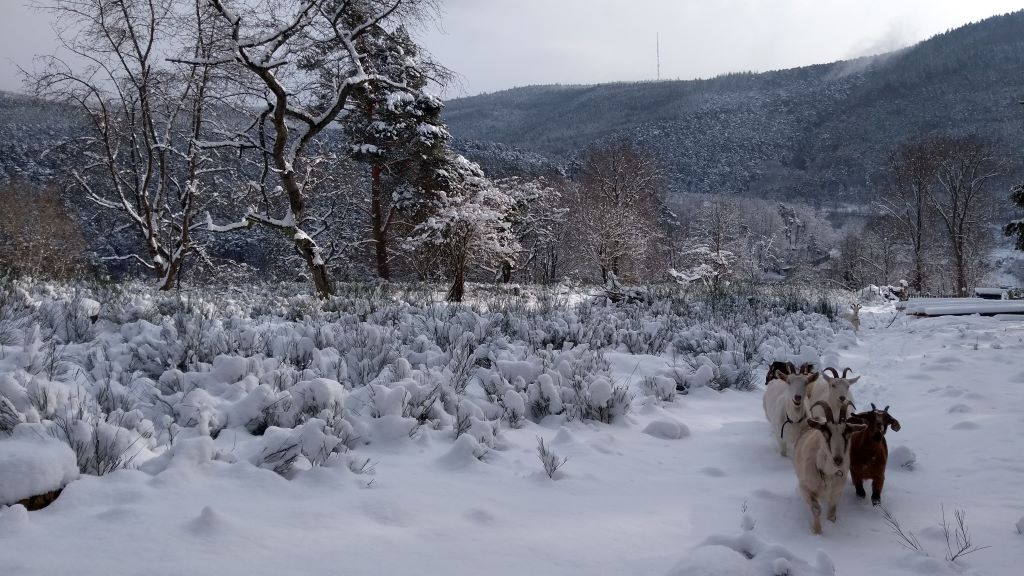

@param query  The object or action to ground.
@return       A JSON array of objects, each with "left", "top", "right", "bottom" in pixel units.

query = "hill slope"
[{"left": 444, "top": 11, "right": 1024, "bottom": 201}]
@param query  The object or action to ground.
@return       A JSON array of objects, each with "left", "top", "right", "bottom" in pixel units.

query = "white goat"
[
  {"left": 793, "top": 401, "right": 866, "bottom": 534},
  {"left": 843, "top": 302, "right": 862, "bottom": 332},
  {"left": 807, "top": 367, "right": 859, "bottom": 421},
  {"left": 763, "top": 366, "right": 818, "bottom": 457}
]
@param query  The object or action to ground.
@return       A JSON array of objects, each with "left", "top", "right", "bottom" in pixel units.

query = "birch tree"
[
  {"left": 573, "top": 140, "right": 664, "bottom": 282},
  {"left": 881, "top": 139, "right": 940, "bottom": 293},
  {"left": 926, "top": 136, "right": 1001, "bottom": 295},
  {"left": 32, "top": 0, "right": 222, "bottom": 289}
]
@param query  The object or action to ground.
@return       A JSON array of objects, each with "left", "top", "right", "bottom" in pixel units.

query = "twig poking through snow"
[
  {"left": 536, "top": 437, "right": 567, "bottom": 479},
  {"left": 942, "top": 505, "right": 991, "bottom": 562},
  {"left": 879, "top": 506, "right": 925, "bottom": 554}
]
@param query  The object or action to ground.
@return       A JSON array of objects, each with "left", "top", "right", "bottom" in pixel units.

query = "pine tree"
[{"left": 346, "top": 26, "right": 451, "bottom": 280}]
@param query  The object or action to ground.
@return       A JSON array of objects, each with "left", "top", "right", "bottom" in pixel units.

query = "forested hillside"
[{"left": 445, "top": 11, "right": 1024, "bottom": 202}]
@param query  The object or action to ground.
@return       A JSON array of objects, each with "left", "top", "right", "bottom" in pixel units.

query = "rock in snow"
[
  {"left": 642, "top": 418, "right": 690, "bottom": 440},
  {"left": 0, "top": 437, "right": 79, "bottom": 507}
]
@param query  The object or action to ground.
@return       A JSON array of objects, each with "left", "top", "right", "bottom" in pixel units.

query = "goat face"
[
  {"left": 821, "top": 370, "right": 860, "bottom": 406},
  {"left": 808, "top": 418, "right": 866, "bottom": 474},
  {"left": 856, "top": 404, "right": 901, "bottom": 442},
  {"left": 808, "top": 403, "right": 866, "bottom": 475},
  {"left": 785, "top": 371, "right": 818, "bottom": 407}
]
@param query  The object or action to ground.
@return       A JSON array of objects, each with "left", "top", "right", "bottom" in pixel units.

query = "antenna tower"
[{"left": 656, "top": 32, "right": 661, "bottom": 80}]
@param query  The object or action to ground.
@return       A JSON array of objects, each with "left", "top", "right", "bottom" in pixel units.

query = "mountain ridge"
[{"left": 443, "top": 11, "right": 1024, "bottom": 202}]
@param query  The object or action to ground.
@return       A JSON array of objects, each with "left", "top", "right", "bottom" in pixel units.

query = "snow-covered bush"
[{"left": 0, "top": 278, "right": 846, "bottom": 483}]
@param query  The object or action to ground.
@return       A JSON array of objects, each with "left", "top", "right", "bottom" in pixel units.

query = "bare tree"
[
  {"left": 31, "top": 0, "right": 221, "bottom": 290},
  {"left": 926, "top": 136, "right": 1001, "bottom": 295},
  {"left": 691, "top": 199, "right": 748, "bottom": 286},
  {"left": 881, "top": 139, "right": 941, "bottom": 293},
  {"left": 199, "top": 0, "right": 434, "bottom": 297},
  {"left": 495, "top": 177, "right": 566, "bottom": 283},
  {"left": 834, "top": 215, "right": 902, "bottom": 289},
  {"left": 572, "top": 140, "right": 664, "bottom": 282}
]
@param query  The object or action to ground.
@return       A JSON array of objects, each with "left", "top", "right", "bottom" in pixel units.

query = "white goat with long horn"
[
  {"left": 793, "top": 401, "right": 866, "bottom": 534},
  {"left": 763, "top": 363, "right": 817, "bottom": 457},
  {"left": 807, "top": 367, "right": 859, "bottom": 421}
]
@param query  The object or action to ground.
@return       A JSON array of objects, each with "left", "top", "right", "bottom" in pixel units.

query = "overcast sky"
[{"left": 3, "top": 0, "right": 1023, "bottom": 96}]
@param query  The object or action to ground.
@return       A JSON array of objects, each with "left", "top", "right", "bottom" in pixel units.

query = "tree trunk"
[
  {"left": 371, "top": 163, "right": 390, "bottom": 280},
  {"left": 447, "top": 253, "right": 466, "bottom": 302},
  {"left": 157, "top": 257, "right": 183, "bottom": 291},
  {"left": 912, "top": 248, "right": 924, "bottom": 293},
  {"left": 500, "top": 260, "right": 512, "bottom": 283},
  {"left": 953, "top": 242, "right": 967, "bottom": 296},
  {"left": 276, "top": 150, "right": 333, "bottom": 297}
]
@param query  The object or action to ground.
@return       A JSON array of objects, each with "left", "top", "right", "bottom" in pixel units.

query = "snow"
[
  {"left": 0, "top": 436, "right": 79, "bottom": 505},
  {"left": 2, "top": 289, "right": 1023, "bottom": 575}
]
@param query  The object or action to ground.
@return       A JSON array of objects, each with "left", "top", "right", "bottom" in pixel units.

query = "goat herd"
[{"left": 762, "top": 361, "right": 901, "bottom": 534}]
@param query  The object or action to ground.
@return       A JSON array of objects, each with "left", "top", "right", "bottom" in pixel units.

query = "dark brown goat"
[
  {"left": 766, "top": 361, "right": 795, "bottom": 385},
  {"left": 849, "top": 404, "right": 901, "bottom": 505},
  {"left": 765, "top": 361, "right": 815, "bottom": 385}
]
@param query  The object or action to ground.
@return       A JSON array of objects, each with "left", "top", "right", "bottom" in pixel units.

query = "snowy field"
[{"left": 1, "top": 282, "right": 1023, "bottom": 575}]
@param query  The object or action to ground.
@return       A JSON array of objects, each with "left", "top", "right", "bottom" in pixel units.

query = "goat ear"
[
  {"left": 808, "top": 418, "right": 827, "bottom": 431},
  {"left": 821, "top": 372, "right": 833, "bottom": 383},
  {"left": 848, "top": 376, "right": 861, "bottom": 385},
  {"left": 847, "top": 421, "right": 867, "bottom": 432},
  {"left": 888, "top": 416, "right": 901, "bottom": 432}
]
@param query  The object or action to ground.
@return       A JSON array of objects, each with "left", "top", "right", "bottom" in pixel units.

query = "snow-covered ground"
[{"left": 1, "top": 286, "right": 1023, "bottom": 575}]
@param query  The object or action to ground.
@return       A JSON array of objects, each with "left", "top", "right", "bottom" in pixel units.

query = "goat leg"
[
  {"left": 826, "top": 480, "right": 843, "bottom": 523},
  {"left": 870, "top": 475, "right": 884, "bottom": 506},
  {"left": 851, "top": 469, "right": 866, "bottom": 499},
  {"left": 802, "top": 486, "right": 823, "bottom": 534}
]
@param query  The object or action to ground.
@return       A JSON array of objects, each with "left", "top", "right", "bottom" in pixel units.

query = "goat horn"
[
  {"left": 871, "top": 402, "right": 877, "bottom": 411},
  {"left": 786, "top": 362, "right": 797, "bottom": 374},
  {"left": 811, "top": 401, "right": 835, "bottom": 423},
  {"left": 823, "top": 367, "right": 839, "bottom": 378},
  {"left": 884, "top": 405, "right": 890, "bottom": 412},
  {"left": 842, "top": 367, "right": 853, "bottom": 378}
]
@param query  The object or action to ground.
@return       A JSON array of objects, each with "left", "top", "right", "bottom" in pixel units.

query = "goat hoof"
[
  {"left": 855, "top": 490, "right": 866, "bottom": 498},
  {"left": 871, "top": 497, "right": 881, "bottom": 506}
]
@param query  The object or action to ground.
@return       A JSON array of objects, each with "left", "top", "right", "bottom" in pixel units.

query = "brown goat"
[
  {"left": 849, "top": 404, "right": 901, "bottom": 505},
  {"left": 765, "top": 361, "right": 815, "bottom": 386},
  {"left": 765, "top": 361, "right": 793, "bottom": 385}
]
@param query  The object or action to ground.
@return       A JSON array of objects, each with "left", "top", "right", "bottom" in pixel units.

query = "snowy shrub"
[
  {"left": 0, "top": 283, "right": 33, "bottom": 347},
  {"left": 50, "top": 411, "right": 147, "bottom": 476},
  {"left": 527, "top": 374, "right": 563, "bottom": 421},
  {"left": 0, "top": 395, "right": 23, "bottom": 434},
  {"left": 498, "top": 388, "right": 526, "bottom": 428},
  {"left": 254, "top": 419, "right": 347, "bottom": 478},
  {"left": 0, "top": 278, "right": 846, "bottom": 484},
  {"left": 640, "top": 375, "right": 677, "bottom": 402}
]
